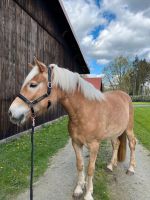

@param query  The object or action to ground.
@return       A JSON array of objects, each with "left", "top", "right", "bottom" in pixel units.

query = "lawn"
[
  {"left": 93, "top": 141, "right": 110, "bottom": 200},
  {"left": 134, "top": 107, "right": 150, "bottom": 150},
  {"left": 0, "top": 117, "right": 69, "bottom": 200}
]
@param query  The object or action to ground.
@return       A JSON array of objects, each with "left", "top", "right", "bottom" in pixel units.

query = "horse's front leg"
[
  {"left": 72, "top": 140, "right": 85, "bottom": 198},
  {"left": 84, "top": 141, "right": 100, "bottom": 200}
]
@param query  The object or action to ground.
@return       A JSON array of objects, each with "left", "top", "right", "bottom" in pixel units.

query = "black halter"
[{"left": 17, "top": 66, "right": 52, "bottom": 114}]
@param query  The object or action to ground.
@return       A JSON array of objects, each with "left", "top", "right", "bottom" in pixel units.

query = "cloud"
[
  {"left": 63, "top": 0, "right": 106, "bottom": 39},
  {"left": 122, "top": 0, "right": 150, "bottom": 13},
  {"left": 97, "top": 59, "right": 110, "bottom": 65},
  {"left": 62, "top": 0, "right": 150, "bottom": 67}
]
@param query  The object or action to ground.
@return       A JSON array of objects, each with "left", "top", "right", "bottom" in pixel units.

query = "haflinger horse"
[{"left": 9, "top": 58, "right": 136, "bottom": 200}]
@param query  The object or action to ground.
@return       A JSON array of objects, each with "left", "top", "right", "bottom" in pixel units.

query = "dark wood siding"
[{"left": 0, "top": 0, "right": 88, "bottom": 139}]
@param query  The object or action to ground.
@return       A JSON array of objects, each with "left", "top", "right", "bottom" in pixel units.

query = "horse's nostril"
[{"left": 8, "top": 110, "right": 12, "bottom": 118}]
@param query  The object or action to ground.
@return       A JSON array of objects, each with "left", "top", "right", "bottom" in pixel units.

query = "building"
[
  {"left": 0, "top": 0, "right": 89, "bottom": 139},
  {"left": 141, "top": 82, "right": 150, "bottom": 95},
  {"left": 81, "top": 75, "right": 103, "bottom": 91}
]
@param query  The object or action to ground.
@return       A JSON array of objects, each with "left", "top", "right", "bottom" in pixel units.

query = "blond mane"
[{"left": 49, "top": 64, "right": 104, "bottom": 101}]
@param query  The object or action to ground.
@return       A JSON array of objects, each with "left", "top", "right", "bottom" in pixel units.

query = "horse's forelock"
[{"left": 22, "top": 65, "right": 39, "bottom": 87}]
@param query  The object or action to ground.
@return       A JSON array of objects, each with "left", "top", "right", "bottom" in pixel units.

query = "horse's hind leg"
[
  {"left": 126, "top": 101, "right": 136, "bottom": 175},
  {"left": 107, "top": 138, "right": 120, "bottom": 171},
  {"left": 126, "top": 129, "right": 136, "bottom": 175}
]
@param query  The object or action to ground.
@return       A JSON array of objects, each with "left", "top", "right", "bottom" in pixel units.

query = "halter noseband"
[{"left": 17, "top": 66, "right": 52, "bottom": 116}]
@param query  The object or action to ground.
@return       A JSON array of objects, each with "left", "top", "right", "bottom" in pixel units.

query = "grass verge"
[
  {"left": 93, "top": 141, "right": 111, "bottom": 200},
  {"left": 134, "top": 107, "right": 150, "bottom": 150},
  {"left": 0, "top": 117, "right": 69, "bottom": 200}
]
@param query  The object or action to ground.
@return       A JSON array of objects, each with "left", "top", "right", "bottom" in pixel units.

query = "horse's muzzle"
[{"left": 8, "top": 109, "right": 24, "bottom": 126}]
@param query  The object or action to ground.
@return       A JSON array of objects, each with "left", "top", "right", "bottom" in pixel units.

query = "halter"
[
  {"left": 17, "top": 66, "right": 52, "bottom": 113},
  {"left": 17, "top": 66, "right": 52, "bottom": 200}
]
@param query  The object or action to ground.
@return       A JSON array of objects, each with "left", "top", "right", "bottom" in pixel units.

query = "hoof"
[
  {"left": 73, "top": 193, "right": 83, "bottom": 199},
  {"left": 73, "top": 186, "right": 84, "bottom": 198},
  {"left": 106, "top": 164, "right": 113, "bottom": 172},
  {"left": 84, "top": 193, "right": 94, "bottom": 200},
  {"left": 84, "top": 197, "right": 93, "bottom": 200},
  {"left": 126, "top": 169, "right": 134, "bottom": 176},
  {"left": 73, "top": 195, "right": 83, "bottom": 200}
]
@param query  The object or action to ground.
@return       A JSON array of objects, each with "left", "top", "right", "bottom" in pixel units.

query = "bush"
[{"left": 131, "top": 95, "right": 150, "bottom": 102}]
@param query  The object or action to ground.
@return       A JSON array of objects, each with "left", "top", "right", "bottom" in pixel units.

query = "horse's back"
[
  {"left": 104, "top": 90, "right": 133, "bottom": 119},
  {"left": 104, "top": 90, "right": 131, "bottom": 101},
  {"left": 104, "top": 90, "right": 132, "bottom": 109}
]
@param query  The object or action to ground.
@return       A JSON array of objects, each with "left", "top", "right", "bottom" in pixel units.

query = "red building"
[{"left": 82, "top": 75, "right": 103, "bottom": 91}]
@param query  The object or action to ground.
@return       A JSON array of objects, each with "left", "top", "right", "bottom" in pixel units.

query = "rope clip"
[{"left": 31, "top": 116, "right": 35, "bottom": 127}]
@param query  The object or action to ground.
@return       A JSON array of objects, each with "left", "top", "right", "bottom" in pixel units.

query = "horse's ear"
[
  {"left": 28, "top": 63, "right": 34, "bottom": 68},
  {"left": 34, "top": 57, "right": 46, "bottom": 72}
]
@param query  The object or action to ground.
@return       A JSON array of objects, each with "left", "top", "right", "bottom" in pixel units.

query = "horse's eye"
[{"left": 30, "top": 83, "right": 37, "bottom": 88}]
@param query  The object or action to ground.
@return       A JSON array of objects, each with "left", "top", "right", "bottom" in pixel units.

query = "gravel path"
[
  {"left": 16, "top": 140, "right": 88, "bottom": 200},
  {"left": 108, "top": 141, "right": 150, "bottom": 200},
  {"left": 15, "top": 140, "right": 150, "bottom": 200},
  {"left": 134, "top": 104, "right": 150, "bottom": 107}
]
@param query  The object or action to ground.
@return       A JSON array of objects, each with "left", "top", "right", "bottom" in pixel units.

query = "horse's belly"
[{"left": 102, "top": 119, "right": 129, "bottom": 139}]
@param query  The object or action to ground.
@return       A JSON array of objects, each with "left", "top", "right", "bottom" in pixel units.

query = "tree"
[
  {"left": 103, "top": 56, "right": 131, "bottom": 92},
  {"left": 130, "top": 56, "right": 150, "bottom": 95},
  {"left": 103, "top": 55, "right": 150, "bottom": 95},
  {"left": 132, "top": 55, "right": 139, "bottom": 95}
]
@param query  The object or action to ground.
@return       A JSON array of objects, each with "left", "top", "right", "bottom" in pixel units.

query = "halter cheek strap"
[{"left": 17, "top": 66, "right": 52, "bottom": 111}]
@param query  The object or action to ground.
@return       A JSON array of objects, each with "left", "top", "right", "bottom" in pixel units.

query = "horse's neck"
[{"left": 60, "top": 91, "right": 83, "bottom": 121}]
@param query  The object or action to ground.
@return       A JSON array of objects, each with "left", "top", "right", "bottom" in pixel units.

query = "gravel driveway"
[
  {"left": 108, "top": 141, "right": 150, "bottom": 200},
  {"left": 16, "top": 140, "right": 88, "bottom": 200},
  {"left": 15, "top": 140, "right": 150, "bottom": 200}
]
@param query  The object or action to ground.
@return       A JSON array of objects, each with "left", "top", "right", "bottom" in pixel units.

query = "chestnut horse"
[{"left": 9, "top": 58, "right": 136, "bottom": 200}]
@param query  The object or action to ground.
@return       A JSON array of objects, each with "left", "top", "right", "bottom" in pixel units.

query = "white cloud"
[
  {"left": 62, "top": 0, "right": 150, "bottom": 67},
  {"left": 97, "top": 58, "right": 110, "bottom": 65},
  {"left": 62, "top": 0, "right": 105, "bottom": 39}
]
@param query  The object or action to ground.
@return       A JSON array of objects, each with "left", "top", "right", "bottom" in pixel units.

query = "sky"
[{"left": 62, "top": 0, "right": 150, "bottom": 75}]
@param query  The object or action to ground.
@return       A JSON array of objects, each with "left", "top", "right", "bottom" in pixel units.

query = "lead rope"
[
  {"left": 30, "top": 107, "right": 35, "bottom": 200},
  {"left": 17, "top": 66, "right": 52, "bottom": 200}
]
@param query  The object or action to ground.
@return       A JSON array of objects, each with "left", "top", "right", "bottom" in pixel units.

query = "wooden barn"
[{"left": 0, "top": 0, "right": 90, "bottom": 139}]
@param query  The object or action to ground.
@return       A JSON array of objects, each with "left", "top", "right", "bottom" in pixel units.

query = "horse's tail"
[{"left": 118, "top": 131, "right": 126, "bottom": 162}]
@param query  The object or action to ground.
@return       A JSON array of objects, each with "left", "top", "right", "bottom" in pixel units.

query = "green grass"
[
  {"left": 0, "top": 117, "right": 69, "bottom": 200},
  {"left": 134, "top": 107, "right": 150, "bottom": 150},
  {"left": 133, "top": 102, "right": 150, "bottom": 105},
  {"left": 93, "top": 141, "right": 110, "bottom": 200}
]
